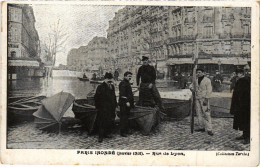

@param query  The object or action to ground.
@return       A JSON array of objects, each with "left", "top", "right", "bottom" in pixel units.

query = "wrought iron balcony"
[{"left": 168, "top": 54, "right": 193, "bottom": 58}]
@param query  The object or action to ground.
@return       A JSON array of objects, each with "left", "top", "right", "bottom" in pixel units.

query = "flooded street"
[
  {"left": 8, "top": 76, "right": 94, "bottom": 99},
  {"left": 6, "top": 75, "right": 249, "bottom": 151}
]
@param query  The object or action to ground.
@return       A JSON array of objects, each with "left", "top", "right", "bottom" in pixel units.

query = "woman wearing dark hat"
[
  {"left": 94, "top": 72, "right": 117, "bottom": 142},
  {"left": 230, "top": 68, "right": 251, "bottom": 144}
]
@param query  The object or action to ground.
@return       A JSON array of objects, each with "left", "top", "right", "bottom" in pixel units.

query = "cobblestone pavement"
[{"left": 7, "top": 117, "right": 249, "bottom": 151}]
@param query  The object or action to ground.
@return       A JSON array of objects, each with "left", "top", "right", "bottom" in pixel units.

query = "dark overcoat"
[
  {"left": 94, "top": 82, "right": 117, "bottom": 128},
  {"left": 230, "top": 76, "right": 250, "bottom": 131},
  {"left": 119, "top": 79, "right": 134, "bottom": 107}
]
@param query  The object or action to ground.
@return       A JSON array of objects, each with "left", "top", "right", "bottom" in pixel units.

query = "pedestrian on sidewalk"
[
  {"left": 179, "top": 72, "right": 188, "bottom": 89},
  {"left": 119, "top": 71, "right": 135, "bottom": 137},
  {"left": 94, "top": 72, "right": 117, "bottom": 143},
  {"left": 212, "top": 70, "right": 223, "bottom": 92},
  {"left": 230, "top": 72, "right": 238, "bottom": 92},
  {"left": 190, "top": 68, "right": 213, "bottom": 136},
  {"left": 230, "top": 68, "right": 251, "bottom": 144}
]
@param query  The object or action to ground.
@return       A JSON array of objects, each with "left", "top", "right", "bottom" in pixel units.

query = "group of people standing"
[
  {"left": 94, "top": 56, "right": 163, "bottom": 142},
  {"left": 190, "top": 67, "right": 251, "bottom": 144},
  {"left": 93, "top": 55, "right": 251, "bottom": 145},
  {"left": 172, "top": 70, "right": 224, "bottom": 92}
]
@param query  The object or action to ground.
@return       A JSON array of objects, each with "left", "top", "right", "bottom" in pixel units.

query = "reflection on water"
[{"left": 8, "top": 77, "right": 95, "bottom": 99}]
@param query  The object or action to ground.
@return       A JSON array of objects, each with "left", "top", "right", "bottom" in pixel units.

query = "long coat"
[
  {"left": 119, "top": 79, "right": 134, "bottom": 108},
  {"left": 230, "top": 76, "right": 250, "bottom": 131},
  {"left": 94, "top": 82, "right": 117, "bottom": 128}
]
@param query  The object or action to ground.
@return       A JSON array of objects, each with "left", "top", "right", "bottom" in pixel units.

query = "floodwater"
[
  {"left": 8, "top": 76, "right": 94, "bottom": 99},
  {"left": 6, "top": 75, "right": 248, "bottom": 150}
]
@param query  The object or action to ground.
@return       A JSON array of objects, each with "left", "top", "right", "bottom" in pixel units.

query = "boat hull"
[
  {"left": 72, "top": 99, "right": 97, "bottom": 133},
  {"left": 78, "top": 77, "right": 89, "bottom": 81},
  {"left": 128, "top": 106, "right": 158, "bottom": 135},
  {"left": 7, "top": 96, "right": 46, "bottom": 123},
  {"left": 210, "top": 97, "right": 233, "bottom": 118},
  {"left": 162, "top": 98, "right": 191, "bottom": 120},
  {"left": 134, "top": 96, "right": 191, "bottom": 120}
]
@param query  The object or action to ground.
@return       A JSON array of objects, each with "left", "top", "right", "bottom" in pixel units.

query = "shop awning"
[
  {"left": 8, "top": 60, "right": 39, "bottom": 67},
  {"left": 167, "top": 57, "right": 250, "bottom": 65}
]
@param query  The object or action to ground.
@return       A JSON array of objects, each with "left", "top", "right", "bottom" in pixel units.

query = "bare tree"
[{"left": 44, "top": 19, "right": 69, "bottom": 77}]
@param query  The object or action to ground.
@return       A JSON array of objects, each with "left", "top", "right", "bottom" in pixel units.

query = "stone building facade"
[
  {"left": 7, "top": 4, "right": 41, "bottom": 79},
  {"left": 67, "top": 36, "right": 112, "bottom": 73},
  {"left": 107, "top": 6, "right": 251, "bottom": 77}
]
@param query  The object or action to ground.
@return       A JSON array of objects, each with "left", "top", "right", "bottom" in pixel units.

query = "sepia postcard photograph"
[{"left": 0, "top": 0, "right": 259, "bottom": 166}]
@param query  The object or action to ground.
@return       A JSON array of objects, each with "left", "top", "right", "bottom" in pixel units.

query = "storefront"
[
  {"left": 8, "top": 59, "right": 40, "bottom": 79},
  {"left": 167, "top": 57, "right": 250, "bottom": 78}
]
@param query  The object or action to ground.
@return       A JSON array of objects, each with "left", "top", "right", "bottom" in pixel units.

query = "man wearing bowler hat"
[
  {"left": 94, "top": 72, "right": 117, "bottom": 142},
  {"left": 136, "top": 56, "right": 164, "bottom": 110}
]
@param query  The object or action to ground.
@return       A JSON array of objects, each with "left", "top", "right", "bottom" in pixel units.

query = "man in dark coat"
[
  {"left": 136, "top": 56, "right": 164, "bottom": 110},
  {"left": 230, "top": 72, "right": 237, "bottom": 92},
  {"left": 230, "top": 68, "right": 251, "bottom": 144},
  {"left": 94, "top": 72, "right": 117, "bottom": 142},
  {"left": 119, "top": 71, "right": 134, "bottom": 137},
  {"left": 172, "top": 72, "right": 180, "bottom": 87},
  {"left": 179, "top": 72, "right": 188, "bottom": 89},
  {"left": 212, "top": 70, "right": 223, "bottom": 92}
]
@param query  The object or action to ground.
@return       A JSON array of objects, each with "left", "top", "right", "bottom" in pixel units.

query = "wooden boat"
[
  {"left": 210, "top": 96, "right": 233, "bottom": 118},
  {"left": 128, "top": 106, "right": 158, "bottom": 136},
  {"left": 133, "top": 96, "right": 191, "bottom": 121},
  {"left": 161, "top": 98, "right": 191, "bottom": 120},
  {"left": 78, "top": 77, "right": 89, "bottom": 81},
  {"left": 72, "top": 97, "right": 159, "bottom": 135},
  {"left": 33, "top": 92, "right": 76, "bottom": 131},
  {"left": 72, "top": 99, "right": 97, "bottom": 133},
  {"left": 8, "top": 95, "right": 46, "bottom": 122}
]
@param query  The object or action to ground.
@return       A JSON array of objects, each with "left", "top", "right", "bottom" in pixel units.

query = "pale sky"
[{"left": 32, "top": 4, "right": 124, "bottom": 66}]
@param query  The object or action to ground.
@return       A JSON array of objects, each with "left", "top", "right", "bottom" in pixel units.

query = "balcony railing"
[
  {"left": 168, "top": 54, "right": 193, "bottom": 58},
  {"left": 219, "top": 34, "right": 230, "bottom": 39},
  {"left": 151, "top": 40, "right": 164, "bottom": 47},
  {"left": 219, "top": 33, "right": 251, "bottom": 39},
  {"left": 167, "top": 35, "right": 197, "bottom": 43}
]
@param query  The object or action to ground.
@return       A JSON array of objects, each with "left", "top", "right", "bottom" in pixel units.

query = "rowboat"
[
  {"left": 128, "top": 106, "right": 158, "bottom": 135},
  {"left": 133, "top": 89, "right": 192, "bottom": 121},
  {"left": 72, "top": 99, "right": 97, "bottom": 133},
  {"left": 8, "top": 95, "right": 46, "bottom": 123},
  {"left": 162, "top": 98, "right": 191, "bottom": 120},
  {"left": 33, "top": 92, "right": 76, "bottom": 131},
  {"left": 78, "top": 77, "right": 89, "bottom": 81},
  {"left": 210, "top": 96, "right": 233, "bottom": 118}
]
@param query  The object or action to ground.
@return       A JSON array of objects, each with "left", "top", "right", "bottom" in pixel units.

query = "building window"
[{"left": 11, "top": 51, "right": 16, "bottom": 58}]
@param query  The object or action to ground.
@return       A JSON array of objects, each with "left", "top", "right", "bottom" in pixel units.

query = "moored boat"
[
  {"left": 8, "top": 95, "right": 46, "bottom": 123},
  {"left": 162, "top": 98, "right": 191, "bottom": 120},
  {"left": 133, "top": 89, "right": 192, "bottom": 121},
  {"left": 128, "top": 106, "right": 158, "bottom": 135},
  {"left": 72, "top": 99, "right": 97, "bottom": 133},
  {"left": 210, "top": 96, "right": 233, "bottom": 118},
  {"left": 33, "top": 92, "right": 76, "bottom": 131},
  {"left": 78, "top": 77, "right": 89, "bottom": 81}
]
